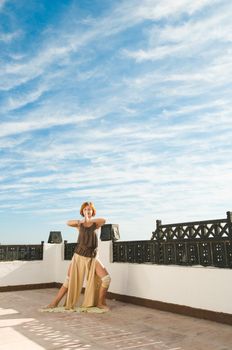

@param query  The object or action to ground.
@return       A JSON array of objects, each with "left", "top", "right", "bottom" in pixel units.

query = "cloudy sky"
[{"left": 0, "top": 0, "right": 231, "bottom": 244}]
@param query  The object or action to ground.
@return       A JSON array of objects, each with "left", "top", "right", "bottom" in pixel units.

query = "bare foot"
[
  {"left": 97, "top": 304, "right": 110, "bottom": 311},
  {"left": 45, "top": 302, "right": 58, "bottom": 309}
]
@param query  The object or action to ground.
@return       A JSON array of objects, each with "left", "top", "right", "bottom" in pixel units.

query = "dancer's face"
[{"left": 83, "top": 205, "right": 93, "bottom": 218}]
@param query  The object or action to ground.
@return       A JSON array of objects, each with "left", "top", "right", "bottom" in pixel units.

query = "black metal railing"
[
  {"left": 0, "top": 242, "right": 44, "bottom": 261},
  {"left": 113, "top": 240, "right": 159, "bottom": 264},
  {"left": 113, "top": 211, "right": 232, "bottom": 268}
]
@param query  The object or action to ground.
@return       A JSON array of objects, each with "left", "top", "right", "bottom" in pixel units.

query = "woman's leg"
[
  {"left": 95, "top": 260, "right": 111, "bottom": 310},
  {"left": 47, "top": 263, "right": 71, "bottom": 308}
]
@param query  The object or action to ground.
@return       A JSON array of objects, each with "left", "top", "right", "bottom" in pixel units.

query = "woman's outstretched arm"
[{"left": 66, "top": 220, "right": 81, "bottom": 227}]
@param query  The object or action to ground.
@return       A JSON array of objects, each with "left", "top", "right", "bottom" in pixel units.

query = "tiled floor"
[{"left": 0, "top": 288, "right": 231, "bottom": 350}]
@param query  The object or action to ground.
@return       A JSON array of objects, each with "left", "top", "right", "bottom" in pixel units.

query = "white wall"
[
  {"left": 98, "top": 241, "right": 232, "bottom": 315},
  {"left": 1, "top": 241, "right": 232, "bottom": 315},
  {"left": 0, "top": 244, "right": 68, "bottom": 286}
]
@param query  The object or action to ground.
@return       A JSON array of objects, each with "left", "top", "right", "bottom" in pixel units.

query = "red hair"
[{"left": 80, "top": 202, "right": 96, "bottom": 217}]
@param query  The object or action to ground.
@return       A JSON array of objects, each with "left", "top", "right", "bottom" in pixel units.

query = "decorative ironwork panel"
[
  {"left": 113, "top": 212, "right": 232, "bottom": 268},
  {"left": 113, "top": 241, "right": 158, "bottom": 264},
  {"left": 198, "top": 242, "right": 212, "bottom": 266},
  {"left": 126, "top": 243, "right": 135, "bottom": 263},
  {"left": 159, "top": 242, "right": 189, "bottom": 265},
  {"left": 0, "top": 243, "right": 44, "bottom": 261},
  {"left": 151, "top": 212, "right": 232, "bottom": 241},
  {"left": 158, "top": 239, "right": 232, "bottom": 267},
  {"left": 164, "top": 243, "right": 176, "bottom": 264},
  {"left": 176, "top": 242, "right": 188, "bottom": 264},
  {"left": 64, "top": 242, "right": 77, "bottom": 260},
  {"left": 225, "top": 241, "right": 232, "bottom": 267},
  {"left": 152, "top": 221, "right": 230, "bottom": 241},
  {"left": 144, "top": 242, "right": 157, "bottom": 263},
  {"left": 187, "top": 243, "right": 199, "bottom": 265},
  {"left": 113, "top": 239, "right": 232, "bottom": 268},
  {"left": 112, "top": 242, "right": 127, "bottom": 262}
]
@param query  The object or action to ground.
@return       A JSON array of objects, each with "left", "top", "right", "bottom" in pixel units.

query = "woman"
[{"left": 47, "top": 201, "right": 111, "bottom": 310}]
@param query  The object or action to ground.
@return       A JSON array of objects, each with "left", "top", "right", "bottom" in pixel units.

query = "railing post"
[
  {"left": 41, "top": 241, "right": 44, "bottom": 260},
  {"left": 151, "top": 220, "right": 162, "bottom": 240},
  {"left": 64, "top": 240, "right": 67, "bottom": 260},
  {"left": 227, "top": 211, "right": 232, "bottom": 239},
  {"left": 156, "top": 220, "right": 162, "bottom": 240}
]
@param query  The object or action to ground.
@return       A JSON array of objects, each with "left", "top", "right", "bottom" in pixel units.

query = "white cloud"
[
  {"left": 0, "top": 0, "right": 7, "bottom": 10},
  {"left": 0, "top": 0, "right": 222, "bottom": 92},
  {"left": 117, "top": 0, "right": 220, "bottom": 22},
  {"left": 125, "top": 3, "right": 232, "bottom": 62},
  {"left": 5, "top": 86, "right": 47, "bottom": 112},
  {"left": 1, "top": 0, "right": 232, "bottom": 243},
  {"left": 122, "top": 49, "right": 232, "bottom": 105},
  {"left": 0, "top": 30, "right": 21, "bottom": 43},
  {"left": 0, "top": 111, "right": 97, "bottom": 138}
]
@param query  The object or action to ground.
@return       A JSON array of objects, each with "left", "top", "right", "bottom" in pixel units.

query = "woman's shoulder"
[{"left": 94, "top": 218, "right": 106, "bottom": 228}]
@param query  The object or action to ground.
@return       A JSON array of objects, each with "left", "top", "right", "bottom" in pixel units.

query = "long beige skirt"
[{"left": 64, "top": 253, "right": 101, "bottom": 309}]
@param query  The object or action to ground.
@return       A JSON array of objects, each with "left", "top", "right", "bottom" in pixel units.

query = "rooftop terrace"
[
  {"left": 1, "top": 214, "right": 232, "bottom": 349},
  {"left": 1, "top": 288, "right": 232, "bottom": 350}
]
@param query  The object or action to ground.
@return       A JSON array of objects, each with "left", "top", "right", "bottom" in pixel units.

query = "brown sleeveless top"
[{"left": 74, "top": 222, "right": 98, "bottom": 257}]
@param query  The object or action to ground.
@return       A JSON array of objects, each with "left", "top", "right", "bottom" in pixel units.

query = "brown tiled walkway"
[{"left": 0, "top": 288, "right": 231, "bottom": 350}]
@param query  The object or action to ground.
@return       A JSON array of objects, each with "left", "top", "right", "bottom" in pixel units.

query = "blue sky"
[{"left": 0, "top": 0, "right": 232, "bottom": 244}]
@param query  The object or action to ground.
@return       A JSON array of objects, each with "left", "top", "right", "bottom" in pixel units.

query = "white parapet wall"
[
  {"left": 0, "top": 244, "right": 68, "bottom": 286},
  {"left": 98, "top": 240, "right": 232, "bottom": 315},
  {"left": 1, "top": 241, "right": 232, "bottom": 315}
]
